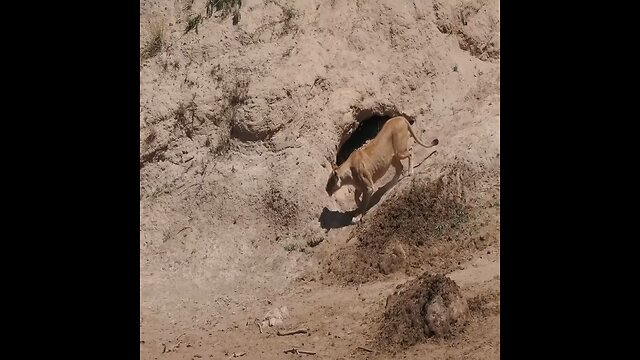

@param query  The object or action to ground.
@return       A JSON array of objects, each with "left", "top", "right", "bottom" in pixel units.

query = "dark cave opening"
[{"left": 335, "top": 114, "right": 392, "bottom": 166}]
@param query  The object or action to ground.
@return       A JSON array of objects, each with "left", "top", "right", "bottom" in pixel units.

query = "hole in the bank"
[{"left": 336, "top": 114, "right": 392, "bottom": 166}]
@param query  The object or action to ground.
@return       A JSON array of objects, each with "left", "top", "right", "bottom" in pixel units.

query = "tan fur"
[{"left": 326, "top": 116, "right": 439, "bottom": 222}]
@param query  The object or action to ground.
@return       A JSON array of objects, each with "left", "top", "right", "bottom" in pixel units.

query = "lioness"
[{"left": 325, "top": 116, "right": 438, "bottom": 222}]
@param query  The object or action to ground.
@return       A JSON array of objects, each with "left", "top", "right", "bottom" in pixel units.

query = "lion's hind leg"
[
  {"left": 396, "top": 148, "right": 413, "bottom": 175},
  {"left": 391, "top": 157, "right": 404, "bottom": 182}
]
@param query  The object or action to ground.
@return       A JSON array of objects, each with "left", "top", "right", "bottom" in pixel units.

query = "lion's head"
[{"left": 325, "top": 165, "right": 341, "bottom": 196}]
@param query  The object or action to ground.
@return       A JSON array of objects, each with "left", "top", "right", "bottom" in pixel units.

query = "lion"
[{"left": 325, "top": 116, "right": 438, "bottom": 222}]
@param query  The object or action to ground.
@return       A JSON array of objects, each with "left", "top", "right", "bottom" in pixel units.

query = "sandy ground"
[{"left": 140, "top": 0, "right": 499, "bottom": 358}]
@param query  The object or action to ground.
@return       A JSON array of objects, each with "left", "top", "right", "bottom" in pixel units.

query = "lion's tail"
[{"left": 404, "top": 117, "right": 439, "bottom": 148}]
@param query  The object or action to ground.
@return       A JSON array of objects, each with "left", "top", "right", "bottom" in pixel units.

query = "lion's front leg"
[
  {"left": 352, "top": 177, "right": 374, "bottom": 224},
  {"left": 352, "top": 190, "right": 372, "bottom": 224},
  {"left": 354, "top": 188, "right": 362, "bottom": 208}
]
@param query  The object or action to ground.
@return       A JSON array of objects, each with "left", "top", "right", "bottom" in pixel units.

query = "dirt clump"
[{"left": 378, "top": 273, "right": 469, "bottom": 349}]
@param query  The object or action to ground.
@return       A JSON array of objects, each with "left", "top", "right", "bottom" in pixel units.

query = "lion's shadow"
[
  {"left": 318, "top": 176, "right": 401, "bottom": 230},
  {"left": 318, "top": 207, "right": 358, "bottom": 230}
]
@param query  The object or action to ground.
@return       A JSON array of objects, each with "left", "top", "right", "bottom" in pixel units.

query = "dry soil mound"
[{"left": 378, "top": 273, "right": 469, "bottom": 349}]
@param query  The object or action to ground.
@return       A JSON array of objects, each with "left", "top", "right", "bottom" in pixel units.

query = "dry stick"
[
  {"left": 297, "top": 350, "right": 317, "bottom": 355},
  {"left": 283, "top": 348, "right": 316, "bottom": 355},
  {"left": 412, "top": 150, "right": 438, "bottom": 170},
  {"left": 229, "top": 352, "right": 246, "bottom": 358},
  {"left": 356, "top": 346, "right": 373, "bottom": 353},
  {"left": 178, "top": 183, "right": 199, "bottom": 195},
  {"left": 257, "top": 321, "right": 263, "bottom": 334},
  {"left": 175, "top": 227, "right": 192, "bottom": 236},
  {"left": 277, "top": 328, "right": 308, "bottom": 336}
]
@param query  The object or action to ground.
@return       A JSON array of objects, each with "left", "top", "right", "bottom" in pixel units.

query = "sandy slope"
[{"left": 140, "top": 0, "right": 499, "bottom": 358}]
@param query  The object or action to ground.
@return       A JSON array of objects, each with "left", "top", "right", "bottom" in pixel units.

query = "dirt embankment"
[{"left": 140, "top": 0, "right": 500, "bottom": 358}]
